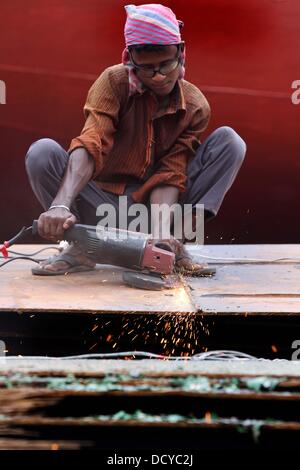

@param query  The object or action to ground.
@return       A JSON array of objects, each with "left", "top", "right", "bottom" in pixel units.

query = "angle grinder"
[{"left": 1, "top": 221, "right": 179, "bottom": 290}]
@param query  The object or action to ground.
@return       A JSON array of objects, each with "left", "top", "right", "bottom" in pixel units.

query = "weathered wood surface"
[
  {"left": 1, "top": 416, "right": 300, "bottom": 431},
  {"left": 0, "top": 439, "right": 81, "bottom": 450},
  {"left": 0, "top": 387, "right": 299, "bottom": 402},
  {"left": 1, "top": 358, "right": 300, "bottom": 377},
  {"left": 1, "top": 244, "right": 300, "bottom": 315},
  {"left": 0, "top": 358, "right": 299, "bottom": 447}
]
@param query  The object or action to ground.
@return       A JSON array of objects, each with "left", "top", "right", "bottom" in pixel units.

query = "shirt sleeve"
[
  {"left": 131, "top": 102, "right": 211, "bottom": 203},
  {"left": 68, "top": 68, "right": 121, "bottom": 179}
]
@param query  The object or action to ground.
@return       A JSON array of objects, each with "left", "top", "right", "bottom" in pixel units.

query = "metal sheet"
[
  {"left": 188, "top": 265, "right": 300, "bottom": 295},
  {"left": 186, "top": 244, "right": 300, "bottom": 264},
  {"left": 187, "top": 261, "right": 300, "bottom": 315},
  {"left": 0, "top": 245, "right": 194, "bottom": 314},
  {"left": 193, "top": 296, "right": 300, "bottom": 314},
  {"left": 2, "top": 244, "right": 300, "bottom": 316}
]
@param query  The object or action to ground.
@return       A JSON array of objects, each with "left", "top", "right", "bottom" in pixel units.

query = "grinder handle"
[
  {"left": 32, "top": 220, "right": 39, "bottom": 235},
  {"left": 32, "top": 219, "right": 71, "bottom": 237},
  {"left": 32, "top": 219, "right": 72, "bottom": 236}
]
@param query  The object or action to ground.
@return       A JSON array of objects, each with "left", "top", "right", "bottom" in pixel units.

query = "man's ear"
[{"left": 178, "top": 42, "right": 185, "bottom": 66}]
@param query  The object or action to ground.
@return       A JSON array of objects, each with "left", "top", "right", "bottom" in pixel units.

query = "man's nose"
[{"left": 151, "top": 71, "right": 166, "bottom": 82}]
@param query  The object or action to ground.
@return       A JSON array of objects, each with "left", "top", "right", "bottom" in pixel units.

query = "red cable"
[{"left": 0, "top": 241, "right": 9, "bottom": 258}]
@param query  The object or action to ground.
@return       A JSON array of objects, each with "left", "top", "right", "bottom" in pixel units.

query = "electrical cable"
[
  {"left": 0, "top": 256, "right": 56, "bottom": 268},
  {"left": 1, "top": 350, "right": 259, "bottom": 361},
  {"left": 0, "top": 246, "right": 61, "bottom": 268},
  {"left": 6, "top": 247, "right": 60, "bottom": 256},
  {"left": 0, "top": 256, "right": 45, "bottom": 268},
  {"left": 190, "top": 254, "right": 300, "bottom": 263},
  {"left": 2, "top": 249, "right": 300, "bottom": 269}
]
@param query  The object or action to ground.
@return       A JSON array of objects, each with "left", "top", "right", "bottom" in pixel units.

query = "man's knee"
[
  {"left": 25, "top": 138, "right": 63, "bottom": 176},
  {"left": 211, "top": 126, "right": 246, "bottom": 166}
]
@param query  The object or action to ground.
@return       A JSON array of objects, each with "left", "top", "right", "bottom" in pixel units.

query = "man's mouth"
[{"left": 152, "top": 82, "right": 170, "bottom": 90}]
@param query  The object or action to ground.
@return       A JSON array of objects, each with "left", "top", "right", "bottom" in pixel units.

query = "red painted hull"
[{"left": 0, "top": 0, "right": 299, "bottom": 242}]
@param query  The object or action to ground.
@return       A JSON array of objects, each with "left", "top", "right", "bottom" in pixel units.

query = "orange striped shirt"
[{"left": 68, "top": 64, "right": 211, "bottom": 203}]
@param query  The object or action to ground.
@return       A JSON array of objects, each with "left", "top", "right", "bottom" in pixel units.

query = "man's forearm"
[
  {"left": 51, "top": 147, "right": 95, "bottom": 207},
  {"left": 150, "top": 185, "right": 180, "bottom": 239}
]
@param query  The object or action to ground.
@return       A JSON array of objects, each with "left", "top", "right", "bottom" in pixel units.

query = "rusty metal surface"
[
  {"left": 186, "top": 245, "right": 300, "bottom": 315},
  {"left": 1, "top": 244, "right": 300, "bottom": 316},
  {"left": 186, "top": 244, "right": 300, "bottom": 264},
  {"left": 189, "top": 265, "right": 300, "bottom": 295},
  {"left": 0, "top": 245, "right": 194, "bottom": 314}
]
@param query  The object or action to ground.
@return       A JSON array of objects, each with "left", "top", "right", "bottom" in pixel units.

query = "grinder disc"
[{"left": 122, "top": 271, "right": 180, "bottom": 290}]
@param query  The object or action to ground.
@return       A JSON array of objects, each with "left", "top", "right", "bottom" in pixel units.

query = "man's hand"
[
  {"left": 35, "top": 147, "right": 94, "bottom": 241},
  {"left": 37, "top": 208, "right": 77, "bottom": 241},
  {"left": 154, "top": 236, "right": 210, "bottom": 274}
]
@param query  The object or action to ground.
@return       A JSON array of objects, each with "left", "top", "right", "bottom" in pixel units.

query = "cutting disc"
[{"left": 122, "top": 271, "right": 181, "bottom": 290}]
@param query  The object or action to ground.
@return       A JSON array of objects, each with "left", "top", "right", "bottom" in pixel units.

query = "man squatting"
[{"left": 25, "top": 3, "right": 246, "bottom": 276}]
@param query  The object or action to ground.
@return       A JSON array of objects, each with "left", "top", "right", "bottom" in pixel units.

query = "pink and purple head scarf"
[{"left": 122, "top": 4, "right": 185, "bottom": 96}]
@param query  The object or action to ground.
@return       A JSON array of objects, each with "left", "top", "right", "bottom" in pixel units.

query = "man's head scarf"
[{"left": 122, "top": 4, "right": 185, "bottom": 96}]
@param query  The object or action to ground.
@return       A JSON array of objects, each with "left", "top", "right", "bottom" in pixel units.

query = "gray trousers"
[{"left": 25, "top": 126, "right": 246, "bottom": 230}]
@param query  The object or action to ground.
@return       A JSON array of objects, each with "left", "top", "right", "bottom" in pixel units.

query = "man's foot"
[
  {"left": 175, "top": 255, "right": 216, "bottom": 276},
  {"left": 154, "top": 237, "right": 216, "bottom": 277},
  {"left": 32, "top": 243, "right": 96, "bottom": 276}
]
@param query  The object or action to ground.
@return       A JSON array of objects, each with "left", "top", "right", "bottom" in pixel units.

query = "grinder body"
[{"left": 33, "top": 222, "right": 175, "bottom": 275}]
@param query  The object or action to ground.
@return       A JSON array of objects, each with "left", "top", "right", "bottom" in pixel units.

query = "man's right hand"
[{"left": 37, "top": 208, "right": 77, "bottom": 241}]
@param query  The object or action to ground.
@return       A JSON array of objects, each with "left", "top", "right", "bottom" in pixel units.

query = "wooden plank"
[
  {"left": 0, "top": 439, "right": 82, "bottom": 450},
  {"left": 0, "top": 388, "right": 299, "bottom": 402},
  {"left": 1, "top": 358, "right": 300, "bottom": 378},
  {"left": 0, "top": 245, "right": 194, "bottom": 314},
  {"left": 1, "top": 416, "right": 300, "bottom": 432}
]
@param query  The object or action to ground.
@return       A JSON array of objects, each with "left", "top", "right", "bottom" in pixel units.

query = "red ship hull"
[{"left": 0, "top": 0, "right": 299, "bottom": 242}]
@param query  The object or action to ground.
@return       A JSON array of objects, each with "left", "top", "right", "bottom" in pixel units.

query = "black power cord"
[
  {"left": 0, "top": 224, "right": 61, "bottom": 268},
  {"left": 0, "top": 256, "right": 42, "bottom": 268}
]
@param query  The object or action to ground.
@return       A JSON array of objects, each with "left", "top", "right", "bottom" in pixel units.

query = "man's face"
[{"left": 130, "top": 45, "right": 181, "bottom": 97}]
